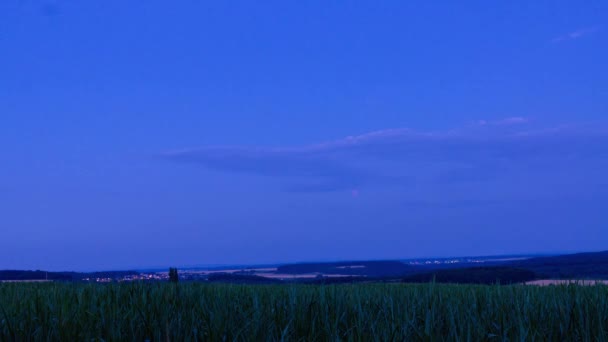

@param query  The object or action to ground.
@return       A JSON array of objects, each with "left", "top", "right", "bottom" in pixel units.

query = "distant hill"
[
  {"left": 0, "top": 270, "right": 73, "bottom": 281},
  {"left": 507, "top": 251, "right": 608, "bottom": 279},
  {"left": 274, "top": 251, "right": 608, "bottom": 283},
  {"left": 0, "top": 270, "right": 139, "bottom": 282},
  {"left": 276, "top": 260, "right": 414, "bottom": 277},
  {"left": 206, "top": 273, "right": 282, "bottom": 284},
  {"left": 402, "top": 267, "right": 536, "bottom": 285},
  {"left": 3, "top": 250, "right": 607, "bottom": 283}
]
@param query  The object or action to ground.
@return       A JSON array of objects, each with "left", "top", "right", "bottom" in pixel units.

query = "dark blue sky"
[{"left": 1, "top": 1, "right": 607, "bottom": 270}]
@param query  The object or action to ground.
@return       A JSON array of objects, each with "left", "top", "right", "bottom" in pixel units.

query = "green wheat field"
[{"left": 1, "top": 282, "right": 607, "bottom": 341}]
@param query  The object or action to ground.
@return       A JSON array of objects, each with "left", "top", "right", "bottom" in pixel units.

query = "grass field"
[{"left": 1, "top": 282, "right": 607, "bottom": 341}]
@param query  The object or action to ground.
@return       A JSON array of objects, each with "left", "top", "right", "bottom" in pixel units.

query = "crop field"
[{"left": 1, "top": 282, "right": 607, "bottom": 341}]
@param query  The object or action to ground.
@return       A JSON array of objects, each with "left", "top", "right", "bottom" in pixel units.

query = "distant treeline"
[
  {"left": 0, "top": 270, "right": 139, "bottom": 282},
  {"left": 276, "top": 261, "right": 413, "bottom": 277},
  {"left": 510, "top": 251, "right": 608, "bottom": 279},
  {"left": 2, "top": 251, "right": 607, "bottom": 284},
  {"left": 401, "top": 267, "right": 536, "bottom": 285},
  {"left": 205, "top": 273, "right": 282, "bottom": 284},
  {"left": 197, "top": 268, "right": 537, "bottom": 285},
  {"left": 274, "top": 251, "right": 608, "bottom": 284}
]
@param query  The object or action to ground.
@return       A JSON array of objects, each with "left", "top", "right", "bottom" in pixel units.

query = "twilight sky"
[{"left": 1, "top": 1, "right": 607, "bottom": 271}]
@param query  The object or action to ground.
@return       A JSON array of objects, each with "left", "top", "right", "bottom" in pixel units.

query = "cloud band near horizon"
[{"left": 162, "top": 119, "right": 608, "bottom": 193}]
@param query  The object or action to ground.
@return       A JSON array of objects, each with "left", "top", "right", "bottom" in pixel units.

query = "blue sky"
[{"left": 1, "top": 1, "right": 607, "bottom": 270}]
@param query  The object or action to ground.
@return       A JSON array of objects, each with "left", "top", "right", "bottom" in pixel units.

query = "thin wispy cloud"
[
  {"left": 479, "top": 117, "right": 529, "bottom": 126},
  {"left": 162, "top": 119, "right": 608, "bottom": 193},
  {"left": 552, "top": 27, "right": 600, "bottom": 43}
]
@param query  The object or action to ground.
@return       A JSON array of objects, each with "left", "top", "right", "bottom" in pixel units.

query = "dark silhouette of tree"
[{"left": 169, "top": 268, "right": 179, "bottom": 283}]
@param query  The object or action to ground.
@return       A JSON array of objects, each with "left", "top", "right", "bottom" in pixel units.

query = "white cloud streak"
[{"left": 552, "top": 27, "right": 600, "bottom": 43}]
